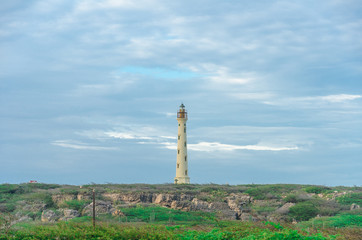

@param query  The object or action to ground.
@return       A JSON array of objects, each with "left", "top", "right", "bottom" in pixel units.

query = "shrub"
[
  {"left": 0, "top": 184, "right": 19, "bottom": 194},
  {"left": 0, "top": 203, "right": 16, "bottom": 213},
  {"left": 284, "top": 194, "right": 298, "bottom": 203},
  {"left": 289, "top": 202, "right": 319, "bottom": 221},
  {"left": 59, "top": 200, "right": 91, "bottom": 211},
  {"left": 23, "top": 192, "right": 55, "bottom": 208},
  {"left": 330, "top": 214, "right": 362, "bottom": 227},
  {"left": 336, "top": 192, "right": 362, "bottom": 205},
  {"left": 304, "top": 186, "right": 331, "bottom": 194},
  {"left": 245, "top": 185, "right": 282, "bottom": 200}
]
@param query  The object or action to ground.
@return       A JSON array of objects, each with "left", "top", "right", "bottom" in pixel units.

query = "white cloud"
[
  {"left": 265, "top": 94, "right": 362, "bottom": 107},
  {"left": 192, "top": 64, "right": 255, "bottom": 85},
  {"left": 148, "top": 140, "right": 298, "bottom": 152},
  {"left": 320, "top": 94, "right": 362, "bottom": 102},
  {"left": 75, "top": 0, "right": 153, "bottom": 12},
  {"left": 51, "top": 140, "right": 117, "bottom": 150},
  {"left": 188, "top": 142, "right": 298, "bottom": 152},
  {"left": 105, "top": 131, "right": 153, "bottom": 140},
  {"left": 231, "top": 92, "right": 275, "bottom": 100},
  {"left": 299, "top": 94, "right": 362, "bottom": 103}
]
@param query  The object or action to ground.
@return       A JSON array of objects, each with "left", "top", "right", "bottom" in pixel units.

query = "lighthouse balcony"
[{"left": 177, "top": 111, "right": 188, "bottom": 119}]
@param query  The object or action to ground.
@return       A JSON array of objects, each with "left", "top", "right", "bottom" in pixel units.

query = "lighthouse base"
[{"left": 174, "top": 177, "right": 190, "bottom": 184}]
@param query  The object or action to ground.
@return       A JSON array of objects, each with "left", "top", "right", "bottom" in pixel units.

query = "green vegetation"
[
  {"left": 300, "top": 211, "right": 362, "bottom": 229},
  {"left": 336, "top": 192, "right": 362, "bottom": 206},
  {"left": 0, "top": 183, "right": 361, "bottom": 239},
  {"left": 59, "top": 200, "right": 91, "bottom": 211},
  {"left": 118, "top": 205, "right": 215, "bottom": 224},
  {"left": 1, "top": 221, "right": 346, "bottom": 240},
  {"left": 304, "top": 186, "right": 332, "bottom": 194},
  {"left": 289, "top": 202, "right": 319, "bottom": 221},
  {"left": 245, "top": 184, "right": 302, "bottom": 200}
]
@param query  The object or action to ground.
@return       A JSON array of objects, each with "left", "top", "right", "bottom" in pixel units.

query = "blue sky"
[{"left": 1, "top": 0, "right": 361, "bottom": 186}]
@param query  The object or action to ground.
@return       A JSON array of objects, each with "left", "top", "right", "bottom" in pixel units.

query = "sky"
[{"left": 1, "top": 0, "right": 361, "bottom": 186}]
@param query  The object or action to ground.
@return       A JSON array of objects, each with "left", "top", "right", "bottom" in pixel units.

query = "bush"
[
  {"left": 284, "top": 194, "right": 298, "bottom": 203},
  {"left": 0, "top": 184, "right": 19, "bottom": 194},
  {"left": 289, "top": 202, "right": 319, "bottom": 221},
  {"left": 59, "top": 200, "right": 91, "bottom": 211},
  {"left": 330, "top": 214, "right": 362, "bottom": 227},
  {"left": 245, "top": 186, "right": 280, "bottom": 200},
  {"left": 0, "top": 203, "right": 16, "bottom": 213},
  {"left": 23, "top": 192, "right": 55, "bottom": 208},
  {"left": 304, "top": 186, "right": 331, "bottom": 194},
  {"left": 336, "top": 192, "right": 362, "bottom": 205}
]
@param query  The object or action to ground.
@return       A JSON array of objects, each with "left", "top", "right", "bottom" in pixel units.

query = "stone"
[
  {"left": 350, "top": 203, "right": 360, "bottom": 210},
  {"left": 41, "top": 210, "right": 57, "bottom": 222},
  {"left": 60, "top": 209, "right": 80, "bottom": 221},
  {"left": 82, "top": 200, "right": 116, "bottom": 216},
  {"left": 275, "top": 203, "right": 295, "bottom": 215},
  {"left": 112, "top": 209, "right": 124, "bottom": 216}
]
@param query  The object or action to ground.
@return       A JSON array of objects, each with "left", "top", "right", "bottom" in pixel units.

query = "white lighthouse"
[{"left": 174, "top": 103, "right": 190, "bottom": 184}]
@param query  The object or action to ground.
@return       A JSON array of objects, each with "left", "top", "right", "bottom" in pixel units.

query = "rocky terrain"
[{"left": 0, "top": 183, "right": 360, "bottom": 224}]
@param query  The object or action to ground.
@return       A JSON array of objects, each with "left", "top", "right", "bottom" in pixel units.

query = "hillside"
[{"left": 1, "top": 183, "right": 360, "bottom": 223}]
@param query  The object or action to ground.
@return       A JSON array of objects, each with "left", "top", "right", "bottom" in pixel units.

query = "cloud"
[
  {"left": 118, "top": 66, "right": 198, "bottom": 79},
  {"left": 75, "top": 0, "right": 154, "bottom": 12},
  {"left": 105, "top": 131, "right": 153, "bottom": 140},
  {"left": 51, "top": 140, "right": 117, "bottom": 150},
  {"left": 319, "top": 94, "right": 362, "bottom": 102},
  {"left": 230, "top": 92, "right": 275, "bottom": 100},
  {"left": 265, "top": 94, "right": 362, "bottom": 107},
  {"left": 190, "top": 64, "right": 256, "bottom": 86},
  {"left": 188, "top": 142, "right": 298, "bottom": 152},
  {"left": 155, "top": 141, "right": 298, "bottom": 152}
]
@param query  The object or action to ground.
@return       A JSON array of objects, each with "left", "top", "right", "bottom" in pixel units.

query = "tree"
[{"left": 289, "top": 202, "right": 318, "bottom": 221}]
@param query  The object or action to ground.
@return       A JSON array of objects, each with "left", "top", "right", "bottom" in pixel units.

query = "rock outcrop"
[
  {"left": 82, "top": 200, "right": 117, "bottom": 216},
  {"left": 350, "top": 203, "right": 360, "bottom": 210},
  {"left": 276, "top": 203, "right": 295, "bottom": 214},
  {"left": 41, "top": 210, "right": 57, "bottom": 222},
  {"left": 60, "top": 209, "right": 80, "bottom": 221}
]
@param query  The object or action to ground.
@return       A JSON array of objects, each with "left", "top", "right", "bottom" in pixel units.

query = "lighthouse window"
[
  {"left": 184, "top": 127, "right": 186, "bottom": 133},
  {"left": 184, "top": 142, "right": 186, "bottom": 147},
  {"left": 185, "top": 170, "right": 188, "bottom": 175},
  {"left": 178, "top": 135, "right": 180, "bottom": 140},
  {"left": 184, "top": 124, "right": 186, "bottom": 126},
  {"left": 185, "top": 156, "right": 187, "bottom": 161},
  {"left": 177, "top": 163, "right": 179, "bottom": 168},
  {"left": 178, "top": 150, "right": 180, "bottom": 154},
  {"left": 178, "top": 124, "right": 180, "bottom": 126}
]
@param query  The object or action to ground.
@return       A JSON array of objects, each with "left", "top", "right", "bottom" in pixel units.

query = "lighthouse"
[{"left": 174, "top": 103, "right": 190, "bottom": 184}]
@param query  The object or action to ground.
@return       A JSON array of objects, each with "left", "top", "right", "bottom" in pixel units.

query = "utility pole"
[{"left": 92, "top": 189, "right": 96, "bottom": 229}]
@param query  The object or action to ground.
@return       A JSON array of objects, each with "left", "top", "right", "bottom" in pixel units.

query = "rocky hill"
[{"left": 0, "top": 183, "right": 360, "bottom": 224}]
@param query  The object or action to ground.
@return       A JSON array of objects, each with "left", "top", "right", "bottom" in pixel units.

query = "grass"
[
  {"left": 1, "top": 221, "right": 346, "bottom": 240},
  {"left": 117, "top": 205, "right": 216, "bottom": 225}
]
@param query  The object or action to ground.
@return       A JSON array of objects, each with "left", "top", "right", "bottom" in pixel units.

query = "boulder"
[
  {"left": 41, "top": 210, "right": 57, "bottom": 222},
  {"left": 190, "top": 198, "right": 211, "bottom": 211},
  {"left": 60, "top": 209, "right": 80, "bottom": 221},
  {"left": 275, "top": 203, "right": 295, "bottom": 215},
  {"left": 226, "top": 193, "right": 252, "bottom": 217},
  {"left": 350, "top": 203, "right": 360, "bottom": 210},
  {"left": 82, "top": 200, "right": 116, "bottom": 216}
]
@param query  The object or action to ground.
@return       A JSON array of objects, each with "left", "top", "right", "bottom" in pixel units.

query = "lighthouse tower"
[{"left": 174, "top": 103, "right": 190, "bottom": 184}]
